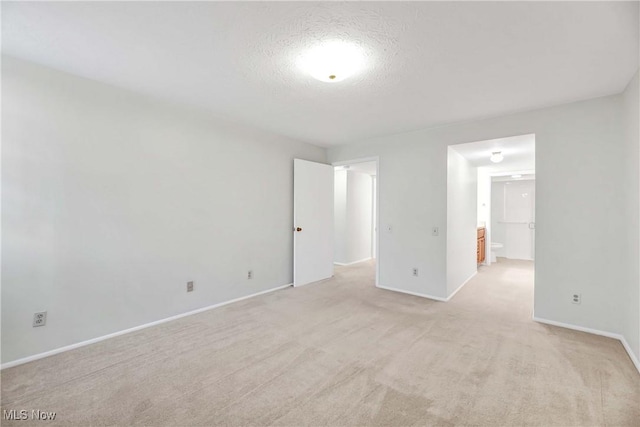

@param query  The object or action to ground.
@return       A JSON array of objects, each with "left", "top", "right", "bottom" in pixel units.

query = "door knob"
[{"left": 296, "top": 227, "right": 303, "bottom": 232}]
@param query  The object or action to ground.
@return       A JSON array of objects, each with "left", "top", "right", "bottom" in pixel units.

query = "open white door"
[{"left": 294, "top": 159, "right": 334, "bottom": 287}]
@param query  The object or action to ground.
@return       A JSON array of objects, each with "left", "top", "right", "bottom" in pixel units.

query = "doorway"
[
  {"left": 332, "top": 158, "right": 379, "bottom": 286},
  {"left": 447, "top": 134, "right": 536, "bottom": 298}
]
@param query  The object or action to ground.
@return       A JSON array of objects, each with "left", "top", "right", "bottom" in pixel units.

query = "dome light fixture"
[
  {"left": 490, "top": 151, "right": 504, "bottom": 163},
  {"left": 296, "top": 40, "right": 367, "bottom": 83}
]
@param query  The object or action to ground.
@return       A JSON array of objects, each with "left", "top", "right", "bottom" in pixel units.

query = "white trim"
[
  {"left": 376, "top": 284, "right": 448, "bottom": 302},
  {"left": 334, "top": 257, "right": 372, "bottom": 266},
  {"left": 376, "top": 272, "right": 476, "bottom": 304},
  {"left": 533, "top": 316, "right": 640, "bottom": 375},
  {"left": 1, "top": 283, "right": 292, "bottom": 370},
  {"left": 620, "top": 336, "right": 640, "bottom": 375},
  {"left": 446, "top": 271, "right": 477, "bottom": 301},
  {"left": 532, "top": 316, "right": 621, "bottom": 339}
]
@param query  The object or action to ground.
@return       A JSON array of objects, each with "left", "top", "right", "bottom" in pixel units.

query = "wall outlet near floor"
[
  {"left": 187, "top": 281, "right": 194, "bottom": 292},
  {"left": 412, "top": 268, "right": 419, "bottom": 277},
  {"left": 432, "top": 227, "right": 439, "bottom": 236},
  {"left": 571, "top": 293, "right": 581, "bottom": 304},
  {"left": 247, "top": 270, "right": 253, "bottom": 280},
  {"left": 33, "top": 311, "right": 47, "bottom": 327}
]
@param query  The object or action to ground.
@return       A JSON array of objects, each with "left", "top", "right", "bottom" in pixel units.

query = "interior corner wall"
[
  {"left": 446, "top": 148, "right": 478, "bottom": 296},
  {"left": 622, "top": 69, "right": 640, "bottom": 363},
  {"left": 1, "top": 57, "right": 326, "bottom": 364},
  {"left": 327, "top": 91, "right": 629, "bottom": 335},
  {"left": 331, "top": 140, "right": 450, "bottom": 299},
  {"left": 334, "top": 170, "right": 373, "bottom": 265}
]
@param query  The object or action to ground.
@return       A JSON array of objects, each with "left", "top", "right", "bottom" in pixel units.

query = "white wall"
[
  {"left": 334, "top": 170, "right": 373, "bottom": 265},
  {"left": 477, "top": 169, "right": 491, "bottom": 227},
  {"left": 622, "top": 70, "right": 640, "bottom": 363},
  {"left": 477, "top": 168, "right": 492, "bottom": 265},
  {"left": 334, "top": 170, "right": 348, "bottom": 263},
  {"left": 491, "top": 182, "right": 506, "bottom": 258},
  {"left": 327, "top": 90, "right": 631, "bottom": 334},
  {"left": 1, "top": 57, "right": 326, "bottom": 364},
  {"left": 446, "top": 148, "right": 477, "bottom": 295},
  {"left": 347, "top": 172, "right": 373, "bottom": 263},
  {"left": 372, "top": 176, "right": 377, "bottom": 258}
]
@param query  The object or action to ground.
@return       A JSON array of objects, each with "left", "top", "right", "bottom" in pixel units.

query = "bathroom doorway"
[
  {"left": 332, "top": 158, "right": 379, "bottom": 286},
  {"left": 447, "top": 134, "right": 536, "bottom": 298}
]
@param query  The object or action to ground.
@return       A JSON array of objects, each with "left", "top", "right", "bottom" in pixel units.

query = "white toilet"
[{"left": 491, "top": 242, "right": 504, "bottom": 263}]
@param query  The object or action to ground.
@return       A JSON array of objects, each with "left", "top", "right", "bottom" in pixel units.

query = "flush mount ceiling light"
[
  {"left": 490, "top": 151, "right": 504, "bottom": 163},
  {"left": 511, "top": 174, "right": 522, "bottom": 178},
  {"left": 296, "top": 40, "right": 367, "bottom": 83}
]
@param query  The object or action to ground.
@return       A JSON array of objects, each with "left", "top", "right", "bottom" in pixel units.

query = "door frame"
[{"left": 332, "top": 156, "right": 380, "bottom": 286}]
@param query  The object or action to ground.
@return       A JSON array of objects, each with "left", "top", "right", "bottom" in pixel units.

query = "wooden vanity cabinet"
[{"left": 477, "top": 228, "right": 486, "bottom": 264}]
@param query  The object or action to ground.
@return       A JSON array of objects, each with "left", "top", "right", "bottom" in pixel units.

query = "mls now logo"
[
  {"left": 3, "top": 409, "right": 57, "bottom": 421},
  {"left": 3, "top": 410, "right": 27, "bottom": 420},
  {"left": 31, "top": 410, "right": 57, "bottom": 420}
]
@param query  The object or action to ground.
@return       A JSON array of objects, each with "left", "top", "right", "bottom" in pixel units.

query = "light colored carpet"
[{"left": 2, "top": 259, "right": 639, "bottom": 426}]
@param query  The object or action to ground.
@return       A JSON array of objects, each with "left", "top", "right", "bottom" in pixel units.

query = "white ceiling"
[
  {"left": 3, "top": 2, "right": 638, "bottom": 147},
  {"left": 336, "top": 161, "right": 377, "bottom": 177},
  {"left": 493, "top": 174, "right": 535, "bottom": 183},
  {"left": 450, "top": 133, "right": 535, "bottom": 175}
]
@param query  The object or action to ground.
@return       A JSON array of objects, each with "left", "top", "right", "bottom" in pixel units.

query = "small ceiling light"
[
  {"left": 511, "top": 174, "right": 522, "bottom": 178},
  {"left": 297, "top": 40, "right": 366, "bottom": 83},
  {"left": 490, "top": 152, "right": 504, "bottom": 163}
]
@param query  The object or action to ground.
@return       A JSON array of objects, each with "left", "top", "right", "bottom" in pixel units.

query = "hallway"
[{"left": 2, "top": 260, "right": 638, "bottom": 426}]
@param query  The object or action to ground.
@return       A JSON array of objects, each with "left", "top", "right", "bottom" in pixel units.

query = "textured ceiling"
[{"left": 3, "top": 2, "right": 638, "bottom": 147}]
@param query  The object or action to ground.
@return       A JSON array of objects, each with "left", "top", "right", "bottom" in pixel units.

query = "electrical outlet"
[
  {"left": 33, "top": 311, "right": 47, "bottom": 327},
  {"left": 412, "top": 268, "right": 419, "bottom": 277},
  {"left": 432, "top": 227, "right": 439, "bottom": 236},
  {"left": 571, "top": 293, "right": 581, "bottom": 304},
  {"left": 247, "top": 270, "right": 253, "bottom": 279},
  {"left": 187, "top": 281, "right": 194, "bottom": 292},
  {"left": 387, "top": 225, "right": 393, "bottom": 233}
]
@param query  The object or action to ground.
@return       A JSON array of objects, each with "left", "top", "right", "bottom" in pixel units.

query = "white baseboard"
[
  {"left": 1, "top": 283, "right": 293, "bottom": 370},
  {"left": 532, "top": 316, "right": 621, "bottom": 339},
  {"left": 334, "top": 257, "right": 372, "bottom": 266},
  {"left": 620, "top": 335, "right": 640, "bottom": 375},
  {"left": 446, "top": 271, "right": 477, "bottom": 301},
  {"left": 376, "top": 284, "right": 448, "bottom": 302},
  {"left": 533, "top": 316, "right": 640, "bottom": 375},
  {"left": 376, "top": 272, "right": 477, "bottom": 304}
]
